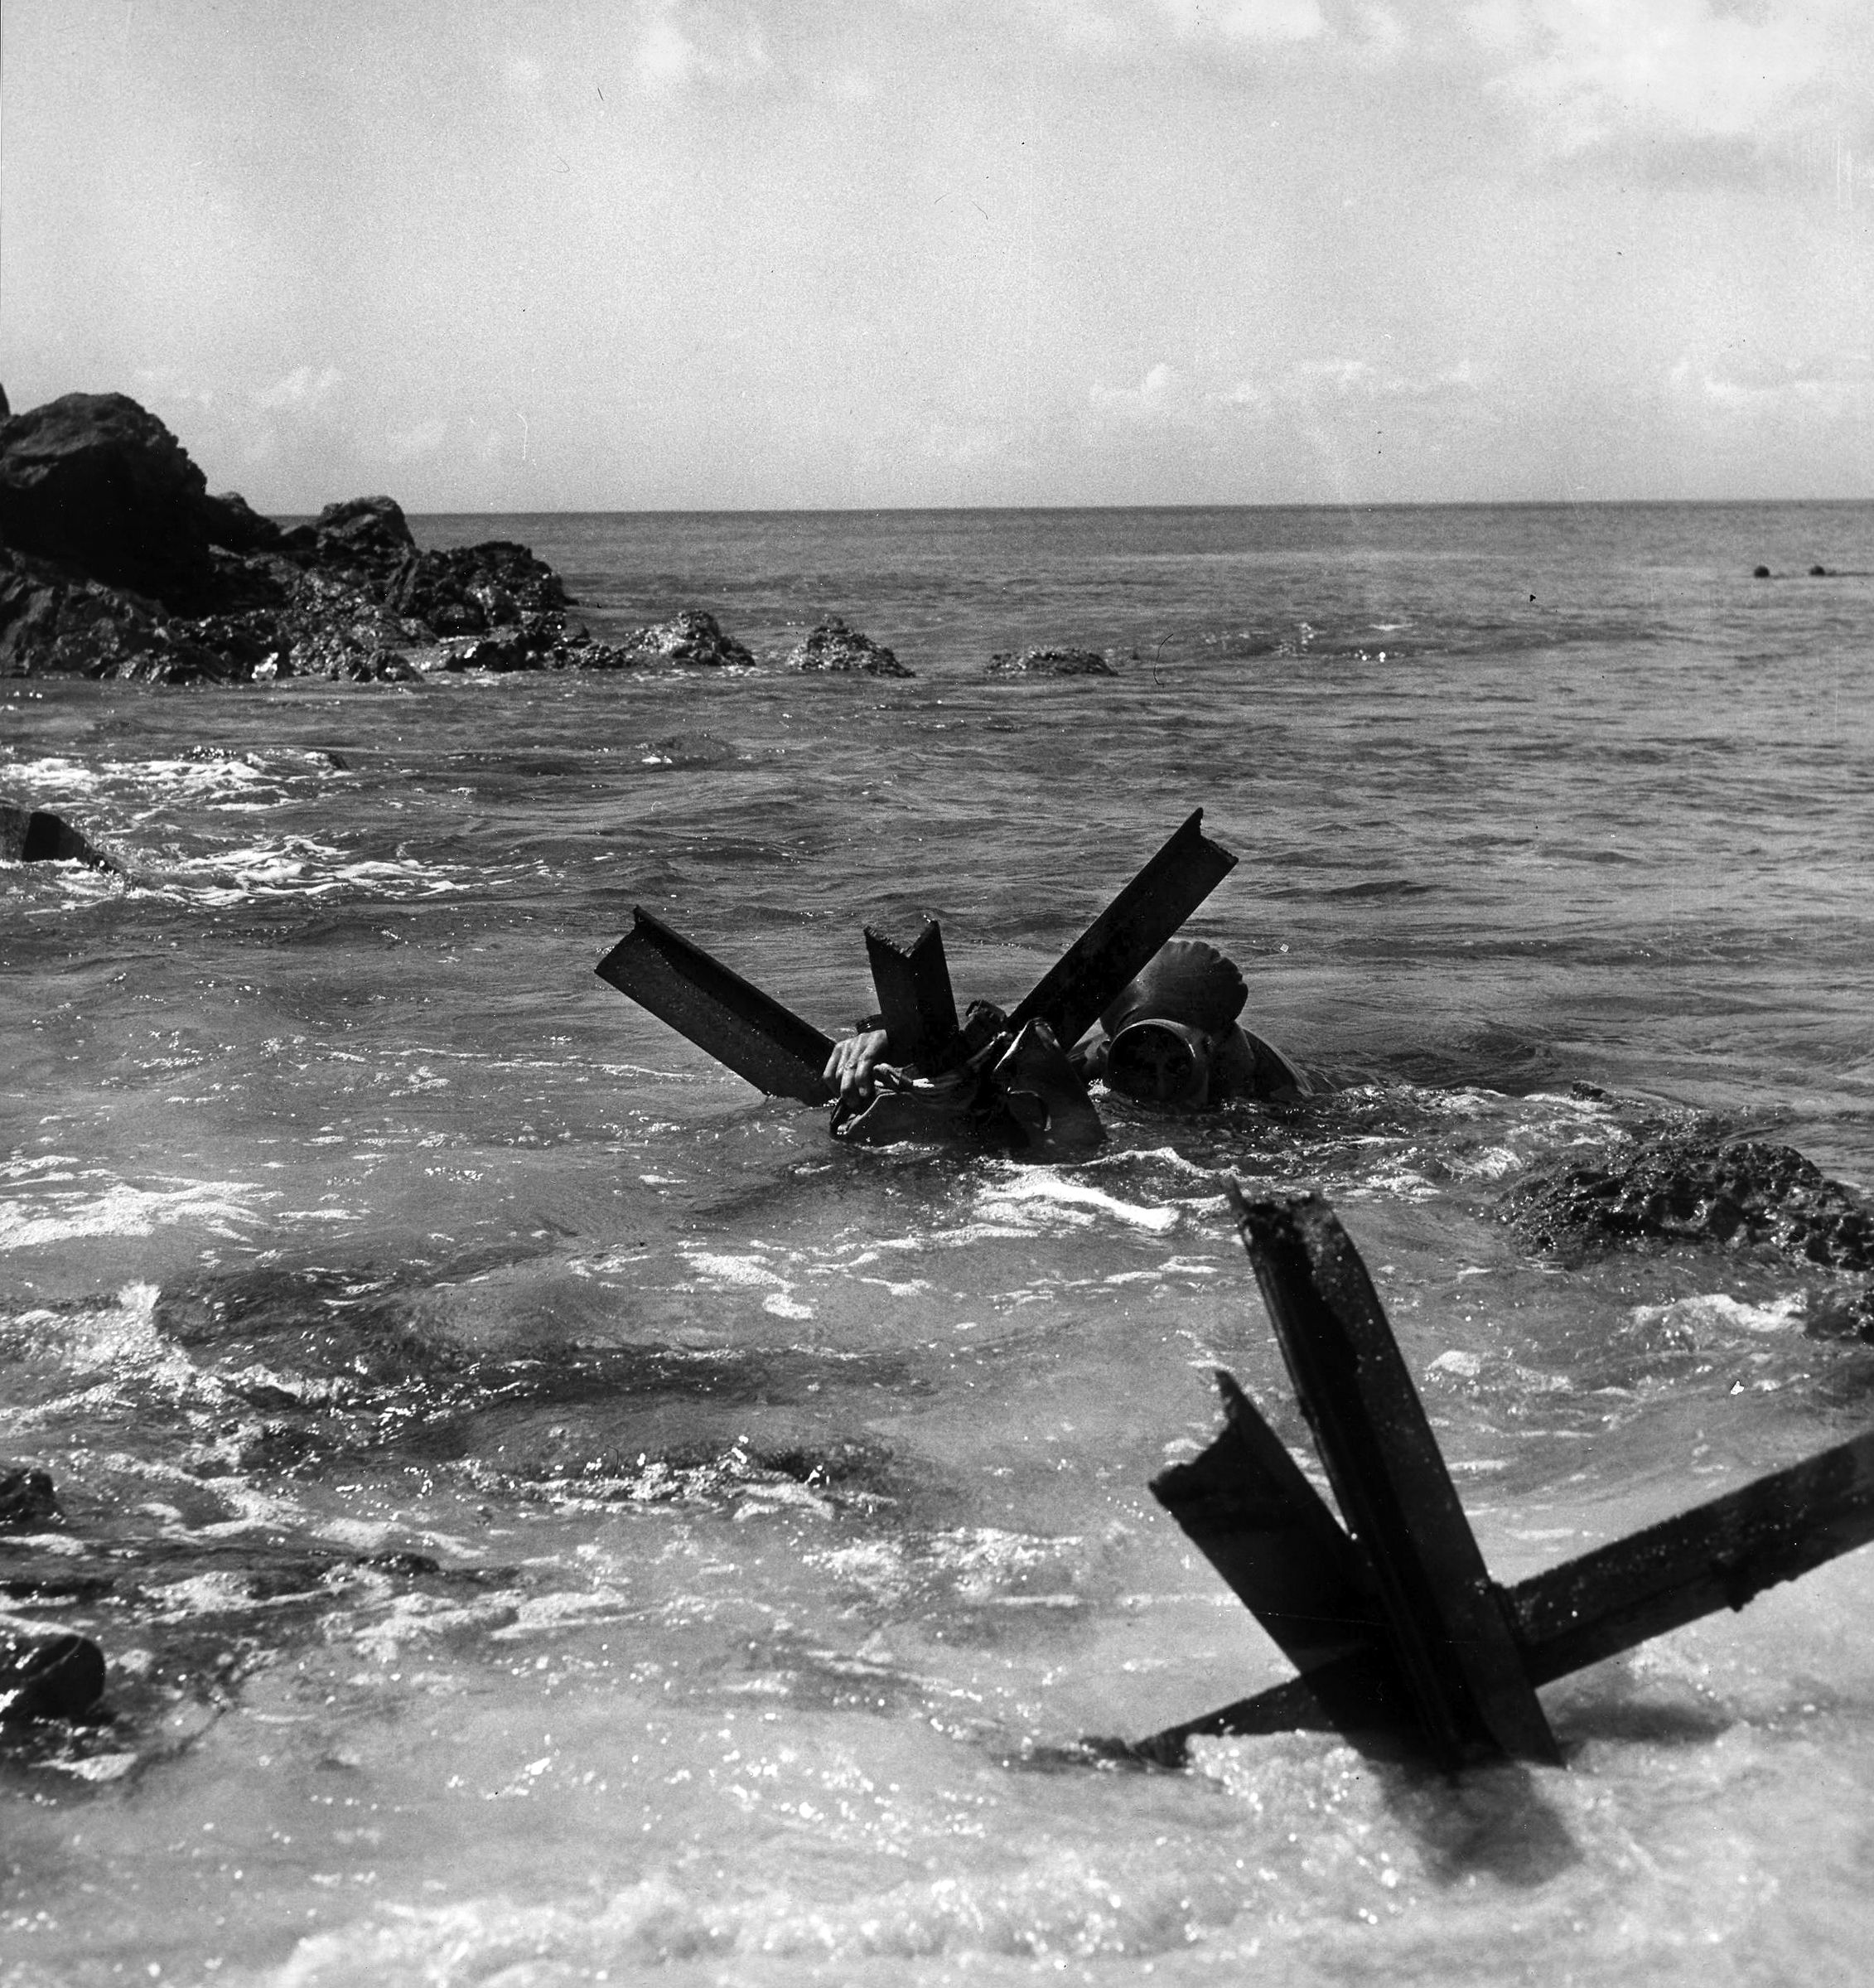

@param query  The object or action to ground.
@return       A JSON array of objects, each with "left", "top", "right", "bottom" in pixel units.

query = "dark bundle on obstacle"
[
  {"left": 1108, "top": 1186, "right": 1874, "bottom": 1771},
  {"left": 593, "top": 810, "right": 1237, "bottom": 1154}
]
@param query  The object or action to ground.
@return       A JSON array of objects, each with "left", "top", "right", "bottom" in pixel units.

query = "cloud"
[
  {"left": 1228, "top": 355, "right": 1484, "bottom": 408},
  {"left": 1468, "top": 0, "right": 1874, "bottom": 156},
  {"left": 381, "top": 418, "right": 450, "bottom": 464},
  {"left": 630, "top": 0, "right": 775, "bottom": 94},
  {"left": 255, "top": 365, "right": 344, "bottom": 413},
  {"left": 1669, "top": 346, "right": 1874, "bottom": 416},
  {"left": 1089, "top": 361, "right": 1190, "bottom": 419}
]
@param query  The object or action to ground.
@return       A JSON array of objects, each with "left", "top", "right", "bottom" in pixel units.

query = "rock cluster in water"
[
  {"left": 1505, "top": 1136, "right": 1874, "bottom": 1333},
  {"left": 985, "top": 645, "right": 1115, "bottom": 676},
  {"left": 785, "top": 616, "right": 913, "bottom": 677},
  {"left": 0, "top": 391, "right": 794, "bottom": 684}
]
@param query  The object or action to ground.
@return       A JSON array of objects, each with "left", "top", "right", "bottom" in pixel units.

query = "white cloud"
[
  {"left": 1229, "top": 355, "right": 1483, "bottom": 405},
  {"left": 1669, "top": 347, "right": 1874, "bottom": 415},
  {"left": 255, "top": 365, "right": 343, "bottom": 413},
  {"left": 1089, "top": 360, "right": 1187, "bottom": 418},
  {"left": 1469, "top": 0, "right": 1874, "bottom": 155},
  {"left": 382, "top": 418, "right": 449, "bottom": 464}
]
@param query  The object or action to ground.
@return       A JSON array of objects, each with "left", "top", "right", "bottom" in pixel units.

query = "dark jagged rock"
[
  {"left": 0, "top": 1632, "right": 106, "bottom": 1724},
  {"left": 554, "top": 635, "right": 645, "bottom": 671},
  {"left": 1506, "top": 1137, "right": 1874, "bottom": 1278},
  {"left": 384, "top": 539, "right": 568, "bottom": 634},
  {"left": 0, "top": 1465, "right": 61, "bottom": 1527},
  {"left": 0, "top": 390, "right": 587, "bottom": 684},
  {"left": 0, "top": 803, "right": 119, "bottom": 871},
  {"left": 306, "top": 495, "right": 417, "bottom": 578},
  {"left": 987, "top": 645, "right": 1115, "bottom": 677},
  {"left": 204, "top": 490, "right": 284, "bottom": 554},
  {"left": 0, "top": 392, "right": 220, "bottom": 609},
  {"left": 784, "top": 616, "right": 914, "bottom": 678},
  {"left": 621, "top": 608, "right": 754, "bottom": 668}
]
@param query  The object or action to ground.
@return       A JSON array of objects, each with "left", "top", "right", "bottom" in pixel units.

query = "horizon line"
[{"left": 273, "top": 495, "right": 1874, "bottom": 521}]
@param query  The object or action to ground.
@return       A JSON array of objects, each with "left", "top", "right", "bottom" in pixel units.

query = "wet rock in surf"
[
  {"left": 0, "top": 1632, "right": 107, "bottom": 1724},
  {"left": 618, "top": 607, "right": 755, "bottom": 668},
  {"left": 1506, "top": 1137, "right": 1874, "bottom": 1299},
  {"left": 0, "top": 801, "right": 119, "bottom": 872},
  {"left": 784, "top": 616, "right": 914, "bottom": 678},
  {"left": 0, "top": 1464, "right": 61, "bottom": 1528},
  {"left": 986, "top": 645, "right": 1115, "bottom": 677}
]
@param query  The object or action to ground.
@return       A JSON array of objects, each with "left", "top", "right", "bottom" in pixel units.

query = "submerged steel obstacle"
[
  {"left": 1108, "top": 1183, "right": 1874, "bottom": 1771},
  {"left": 593, "top": 810, "right": 1238, "bottom": 1150}
]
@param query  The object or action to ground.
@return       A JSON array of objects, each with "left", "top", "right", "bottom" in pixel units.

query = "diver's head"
[
  {"left": 1106, "top": 1017, "right": 1215, "bottom": 1106},
  {"left": 1099, "top": 939, "right": 1246, "bottom": 1107}
]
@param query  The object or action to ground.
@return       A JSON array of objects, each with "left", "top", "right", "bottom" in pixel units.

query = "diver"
[{"left": 823, "top": 937, "right": 1312, "bottom": 1117}]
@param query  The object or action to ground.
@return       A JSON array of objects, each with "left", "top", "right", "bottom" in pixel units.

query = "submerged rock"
[
  {"left": 0, "top": 1464, "right": 61, "bottom": 1527},
  {"left": 986, "top": 645, "right": 1115, "bottom": 677},
  {"left": 785, "top": 616, "right": 913, "bottom": 677},
  {"left": 1505, "top": 1136, "right": 1874, "bottom": 1275}
]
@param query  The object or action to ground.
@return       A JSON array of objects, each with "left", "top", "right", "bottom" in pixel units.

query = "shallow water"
[{"left": 3, "top": 503, "right": 1873, "bottom": 1986}]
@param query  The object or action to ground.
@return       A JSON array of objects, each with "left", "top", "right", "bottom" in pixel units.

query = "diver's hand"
[{"left": 824, "top": 1028, "right": 892, "bottom": 1105}]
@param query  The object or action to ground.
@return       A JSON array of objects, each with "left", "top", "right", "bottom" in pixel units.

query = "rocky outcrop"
[
  {"left": 0, "top": 394, "right": 553, "bottom": 684},
  {"left": 986, "top": 645, "right": 1115, "bottom": 676},
  {"left": 784, "top": 616, "right": 914, "bottom": 677},
  {"left": 0, "top": 389, "right": 821, "bottom": 687},
  {"left": 289, "top": 494, "right": 417, "bottom": 579},
  {"left": 384, "top": 539, "right": 568, "bottom": 635},
  {"left": 617, "top": 608, "right": 754, "bottom": 669},
  {"left": 1506, "top": 1137, "right": 1874, "bottom": 1275},
  {"left": 0, "top": 392, "right": 224, "bottom": 609}
]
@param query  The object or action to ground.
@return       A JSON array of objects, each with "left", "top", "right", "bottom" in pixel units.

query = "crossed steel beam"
[
  {"left": 593, "top": 810, "right": 1238, "bottom": 1096},
  {"left": 1116, "top": 1185, "right": 1874, "bottom": 1770}
]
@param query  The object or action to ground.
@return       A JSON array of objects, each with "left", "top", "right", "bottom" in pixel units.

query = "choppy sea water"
[{"left": 2, "top": 502, "right": 1872, "bottom": 1986}]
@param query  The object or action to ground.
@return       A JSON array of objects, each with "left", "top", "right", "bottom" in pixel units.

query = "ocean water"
[{"left": 2, "top": 502, "right": 1872, "bottom": 1986}]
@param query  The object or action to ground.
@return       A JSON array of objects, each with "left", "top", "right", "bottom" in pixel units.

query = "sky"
[{"left": 3, "top": 0, "right": 1871, "bottom": 510}]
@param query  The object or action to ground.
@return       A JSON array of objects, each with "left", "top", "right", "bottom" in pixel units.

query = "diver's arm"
[
  {"left": 823, "top": 1028, "right": 892, "bottom": 1105},
  {"left": 1220, "top": 1025, "right": 1315, "bottom": 1102}
]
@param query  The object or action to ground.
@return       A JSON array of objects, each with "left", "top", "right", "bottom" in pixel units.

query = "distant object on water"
[{"left": 986, "top": 646, "right": 1116, "bottom": 677}]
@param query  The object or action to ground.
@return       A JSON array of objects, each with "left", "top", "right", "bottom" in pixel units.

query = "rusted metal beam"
[
  {"left": 864, "top": 918, "right": 964, "bottom": 1072},
  {"left": 594, "top": 906, "right": 837, "bottom": 1105},
  {"left": 1008, "top": 810, "right": 1237, "bottom": 1054},
  {"left": 1507, "top": 1426, "right": 1874, "bottom": 1685},
  {"left": 1231, "top": 1188, "right": 1559, "bottom": 1766},
  {"left": 1117, "top": 1186, "right": 1874, "bottom": 1772}
]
